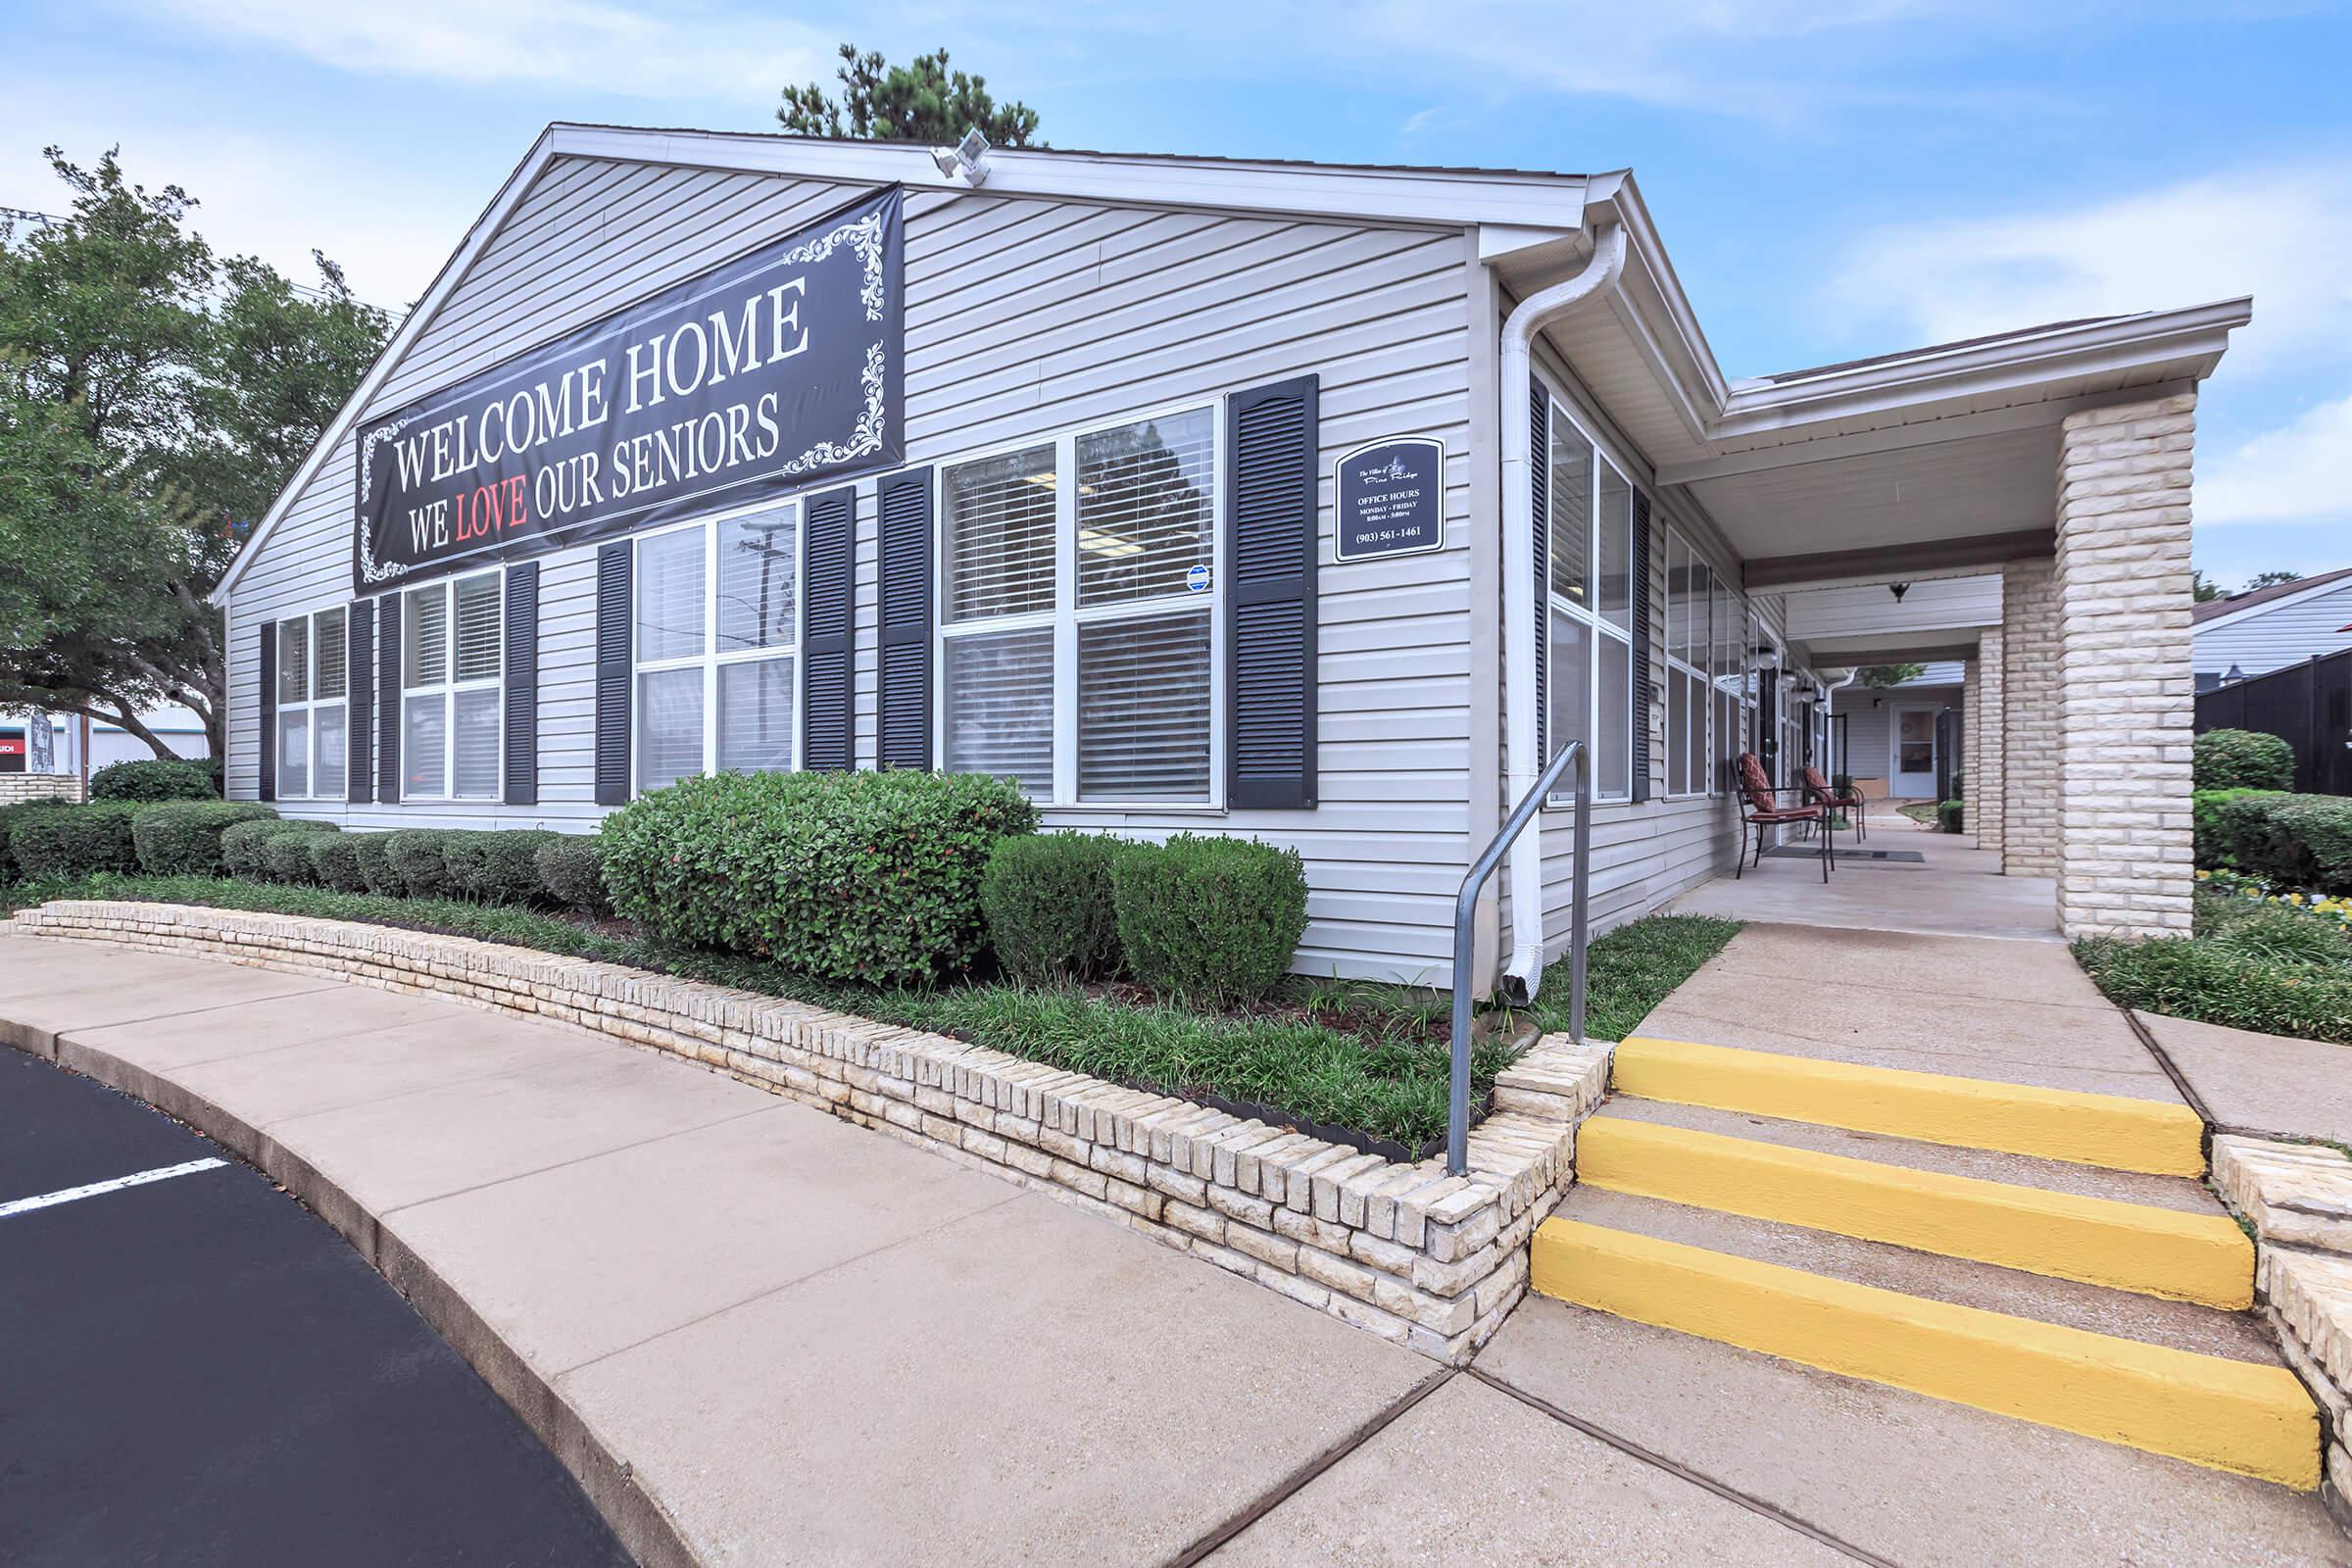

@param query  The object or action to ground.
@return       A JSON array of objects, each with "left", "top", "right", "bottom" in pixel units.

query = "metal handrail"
[{"left": 1446, "top": 740, "right": 1590, "bottom": 1175}]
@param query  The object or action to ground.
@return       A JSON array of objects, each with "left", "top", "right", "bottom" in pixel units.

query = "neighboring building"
[
  {"left": 212, "top": 125, "right": 2246, "bottom": 985},
  {"left": 2192, "top": 567, "right": 2352, "bottom": 690},
  {"left": 0, "top": 705, "right": 208, "bottom": 779}
]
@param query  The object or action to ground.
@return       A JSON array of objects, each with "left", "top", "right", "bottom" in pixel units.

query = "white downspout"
[{"left": 1498, "top": 220, "right": 1628, "bottom": 1002}]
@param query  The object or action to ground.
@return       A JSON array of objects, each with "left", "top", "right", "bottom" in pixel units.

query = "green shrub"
[
  {"left": 600, "top": 769, "right": 1038, "bottom": 985},
  {"left": 536, "top": 835, "right": 612, "bottom": 916},
  {"left": 9, "top": 804, "right": 146, "bottom": 880},
  {"left": 444, "top": 829, "right": 560, "bottom": 904},
  {"left": 2261, "top": 796, "right": 2352, "bottom": 894},
  {"left": 2193, "top": 789, "right": 2268, "bottom": 868},
  {"left": 352, "top": 834, "right": 402, "bottom": 898},
  {"left": 1936, "top": 800, "right": 1964, "bottom": 834},
  {"left": 260, "top": 822, "right": 339, "bottom": 882},
  {"left": 2213, "top": 904, "right": 2351, "bottom": 966},
  {"left": 1108, "top": 833, "right": 1308, "bottom": 1004},
  {"left": 220, "top": 816, "right": 335, "bottom": 879},
  {"left": 307, "top": 833, "right": 369, "bottom": 893},
  {"left": 89, "top": 757, "right": 219, "bottom": 803},
  {"left": 384, "top": 829, "right": 458, "bottom": 898},
  {"left": 0, "top": 799, "right": 72, "bottom": 865},
  {"left": 1949, "top": 769, "right": 1966, "bottom": 802},
  {"left": 2076, "top": 935, "right": 2352, "bottom": 1045},
  {"left": 132, "top": 800, "right": 279, "bottom": 876},
  {"left": 982, "top": 833, "right": 1125, "bottom": 984},
  {"left": 2194, "top": 727, "right": 2294, "bottom": 793}
]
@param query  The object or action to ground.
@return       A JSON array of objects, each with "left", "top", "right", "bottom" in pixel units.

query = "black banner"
[{"left": 355, "top": 187, "right": 903, "bottom": 593}]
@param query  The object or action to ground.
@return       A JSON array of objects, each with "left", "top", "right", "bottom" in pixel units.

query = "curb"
[{"left": 3, "top": 1015, "right": 702, "bottom": 1568}]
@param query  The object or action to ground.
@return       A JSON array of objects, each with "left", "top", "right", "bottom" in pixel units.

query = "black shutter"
[
  {"left": 803, "top": 485, "right": 855, "bottom": 772},
  {"left": 876, "top": 467, "right": 934, "bottom": 769},
  {"left": 594, "top": 544, "right": 632, "bottom": 806},
  {"left": 347, "top": 600, "right": 374, "bottom": 804},
  {"left": 504, "top": 563, "right": 539, "bottom": 806},
  {"left": 376, "top": 593, "right": 402, "bottom": 803},
  {"left": 257, "top": 620, "right": 277, "bottom": 802},
  {"left": 1225, "top": 374, "right": 1320, "bottom": 809},
  {"left": 1530, "top": 379, "right": 1549, "bottom": 765},
  {"left": 1631, "top": 491, "right": 1652, "bottom": 803}
]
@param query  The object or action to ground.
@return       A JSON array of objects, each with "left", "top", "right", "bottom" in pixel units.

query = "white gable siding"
[
  {"left": 224, "top": 155, "right": 1474, "bottom": 982},
  {"left": 2194, "top": 579, "right": 2352, "bottom": 680}
]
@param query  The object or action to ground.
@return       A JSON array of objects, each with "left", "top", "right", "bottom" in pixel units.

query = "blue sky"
[{"left": 7, "top": 1, "right": 2346, "bottom": 589}]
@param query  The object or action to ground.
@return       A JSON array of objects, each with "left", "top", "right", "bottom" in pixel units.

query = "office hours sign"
[
  {"left": 354, "top": 187, "right": 904, "bottom": 593},
  {"left": 1332, "top": 437, "right": 1445, "bottom": 563}
]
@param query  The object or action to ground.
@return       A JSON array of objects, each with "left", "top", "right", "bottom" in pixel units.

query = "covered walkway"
[{"left": 1671, "top": 802, "right": 2059, "bottom": 943}]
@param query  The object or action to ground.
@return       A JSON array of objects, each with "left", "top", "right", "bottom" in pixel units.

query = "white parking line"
[{"left": 0, "top": 1158, "right": 229, "bottom": 1220}]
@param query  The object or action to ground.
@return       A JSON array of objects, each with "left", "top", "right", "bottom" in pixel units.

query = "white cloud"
[
  {"left": 2200, "top": 392, "right": 2352, "bottom": 526},
  {"left": 1826, "top": 161, "right": 2352, "bottom": 375},
  {"left": 112, "top": 0, "right": 829, "bottom": 101}
]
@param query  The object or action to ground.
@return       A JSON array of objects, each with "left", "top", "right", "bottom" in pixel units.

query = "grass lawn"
[
  {"left": 0, "top": 875, "right": 1740, "bottom": 1150},
  {"left": 2075, "top": 880, "right": 2352, "bottom": 1045}
]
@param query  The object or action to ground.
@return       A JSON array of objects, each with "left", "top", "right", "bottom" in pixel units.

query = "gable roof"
[{"left": 2192, "top": 564, "right": 2352, "bottom": 627}]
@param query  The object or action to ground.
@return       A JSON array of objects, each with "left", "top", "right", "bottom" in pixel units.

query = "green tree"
[
  {"left": 2242, "top": 569, "right": 2304, "bottom": 593},
  {"left": 779, "top": 43, "right": 1042, "bottom": 148},
  {"left": 2193, "top": 569, "right": 2225, "bottom": 603},
  {"left": 1858, "top": 663, "right": 1926, "bottom": 688},
  {"left": 0, "top": 147, "right": 389, "bottom": 760}
]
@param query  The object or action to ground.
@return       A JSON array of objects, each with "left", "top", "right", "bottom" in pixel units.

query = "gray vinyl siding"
[
  {"left": 1834, "top": 684, "right": 1962, "bottom": 787},
  {"left": 2193, "top": 580, "right": 2352, "bottom": 680},
  {"left": 223, "top": 155, "right": 1475, "bottom": 982}
]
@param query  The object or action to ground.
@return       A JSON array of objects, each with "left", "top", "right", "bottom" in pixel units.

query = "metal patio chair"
[
  {"left": 1735, "top": 752, "right": 1833, "bottom": 882},
  {"left": 1801, "top": 764, "right": 1867, "bottom": 843}
]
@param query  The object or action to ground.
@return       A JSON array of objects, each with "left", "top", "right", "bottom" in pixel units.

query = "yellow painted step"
[
  {"left": 1531, "top": 1218, "right": 2317, "bottom": 1489},
  {"left": 1613, "top": 1036, "right": 2205, "bottom": 1177},
  {"left": 1577, "top": 1117, "right": 2253, "bottom": 1308}
]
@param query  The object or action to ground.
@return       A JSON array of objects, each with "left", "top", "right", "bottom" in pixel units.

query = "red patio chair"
[
  {"left": 1801, "top": 765, "right": 1867, "bottom": 843},
  {"left": 1735, "top": 753, "right": 1833, "bottom": 882}
]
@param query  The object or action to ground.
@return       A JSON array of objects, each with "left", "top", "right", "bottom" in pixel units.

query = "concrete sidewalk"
[{"left": 2, "top": 931, "right": 1898, "bottom": 1568}]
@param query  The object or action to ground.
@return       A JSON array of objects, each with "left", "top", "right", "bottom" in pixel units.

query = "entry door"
[{"left": 1891, "top": 706, "right": 1937, "bottom": 797}]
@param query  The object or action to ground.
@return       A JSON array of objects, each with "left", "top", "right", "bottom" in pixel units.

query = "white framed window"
[
  {"left": 632, "top": 500, "right": 802, "bottom": 794},
  {"left": 1543, "top": 395, "right": 1635, "bottom": 804},
  {"left": 936, "top": 404, "right": 1222, "bottom": 807},
  {"left": 274, "top": 607, "right": 346, "bottom": 800},
  {"left": 1663, "top": 530, "right": 1717, "bottom": 799},
  {"left": 401, "top": 569, "right": 503, "bottom": 801},
  {"left": 1712, "top": 575, "right": 1745, "bottom": 794}
]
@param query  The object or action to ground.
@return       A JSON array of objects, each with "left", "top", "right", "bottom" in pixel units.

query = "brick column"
[
  {"left": 1962, "top": 658, "right": 1978, "bottom": 829},
  {"left": 2053, "top": 391, "right": 2198, "bottom": 938},
  {"left": 2001, "top": 559, "right": 2061, "bottom": 876},
  {"left": 1973, "top": 626, "right": 2007, "bottom": 861}
]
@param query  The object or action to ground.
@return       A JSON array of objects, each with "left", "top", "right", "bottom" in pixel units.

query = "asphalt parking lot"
[{"left": 0, "top": 1050, "right": 633, "bottom": 1568}]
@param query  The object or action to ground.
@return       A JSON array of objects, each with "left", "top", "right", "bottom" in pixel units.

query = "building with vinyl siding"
[{"left": 214, "top": 123, "right": 2250, "bottom": 987}]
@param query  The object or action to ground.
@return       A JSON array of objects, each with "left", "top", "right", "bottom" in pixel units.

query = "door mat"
[{"left": 1762, "top": 846, "right": 1926, "bottom": 864}]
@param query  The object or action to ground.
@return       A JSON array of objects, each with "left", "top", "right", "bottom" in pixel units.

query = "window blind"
[
  {"left": 1076, "top": 412, "right": 1212, "bottom": 606},
  {"left": 455, "top": 573, "right": 502, "bottom": 682},
  {"left": 944, "top": 627, "right": 1053, "bottom": 794},
  {"left": 1078, "top": 612, "right": 1210, "bottom": 802},
  {"left": 405, "top": 584, "right": 447, "bottom": 688},
  {"left": 1548, "top": 427, "right": 1592, "bottom": 611},
  {"left": 637, "top": 527, "right": 706, "bottom": 662},
  {"left": 279, "top": 616, "right": 309, "bottom": 703},
  {"left": 945, "top": 446, "right": 1054, "bottom": 621},
  {"left": 278, "top": 710, "right": 310, "bottom": 799},
  {"left": 636, "top": 666, "right": 702, "bottom": 791},
  {"left": 316, "top": 610, "right": 345, "bottom": 699},
  {"left": 404, "top": 696, "right": 446, "bottom": 798},
  {"left": 453, "top": 688, "right": 500, "bottom": 798},
  {"left": 316, "top": 705, "right": 346, "bottom": 796},
  {"left": 718, "top": 658, "right": 795, "bottom": 774}
]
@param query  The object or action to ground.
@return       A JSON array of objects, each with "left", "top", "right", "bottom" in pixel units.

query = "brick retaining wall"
[
  {"left": 0, "top": 773, "right": 83, "bottom": 806},
  {"left": 7, "top": 901, "right": 1609, "bottom": 1364}
]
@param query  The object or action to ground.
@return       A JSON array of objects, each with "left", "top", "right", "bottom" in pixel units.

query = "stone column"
[
  {"left": 2053, "top": 391, "right": 2198, "bottom": 939},
  {"left": 1973, "top": 625, "right": 2007, "bottom": 861},
  {"left": 2000, "top": 559, "right": 2061, "bottom": 876},
  {"left": 1961, "top": 659, "right": 1978, "bottom": 828}
]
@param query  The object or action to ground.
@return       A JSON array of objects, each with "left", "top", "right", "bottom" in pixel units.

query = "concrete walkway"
[
  {"left": 1671, "top": 803, "right": 2061, "bottom": 943},
  {"left": 8, "top": 928, "right": 2348, "bottom": 1565}
]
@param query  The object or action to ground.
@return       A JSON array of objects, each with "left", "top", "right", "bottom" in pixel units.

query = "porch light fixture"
[
  {"left": 1888, "top": 582, "right": 1911, "bottom": 603},
  {"left": 931, "top": 128, "right": 993, "bottom": 187}
]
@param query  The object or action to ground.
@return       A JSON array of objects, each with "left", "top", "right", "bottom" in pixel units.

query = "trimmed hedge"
[
  {"left": 0, "top": 799, "right": 72, "bottom": 863},
  {"left": 352, "top": 834, "right": 402, "bottom": 898},
  {"left": 260, "top": 822, "right": 339, "bottom": 882},
  {"left": 220, "top": 816, "right": 336, "bottom": 879},
  {"left": 445, "top": 829, "right": 560, "bottom": 905},
  {"left": 536, "top": 835, "right": 612, "bottom": 917},
  {"left": 10, "top": 804, "right": 146, "bottom": 880},
  {"left": 1109, "top": 833, "right": 1308, "bottom": 1005},
  {"left": 308, "top": 833, "right": 369, "bottom": 893},
  {"left": 982, "top": 833, "right": 1125, "bottom": 985},
  {"left": 384, "top": 830, "right": 458, "bottom": 898},
  {"left": 132, "top": 801, "right": 279, "bottom": 876},
  {"left": 2194, "top": 727, "right": 2294, "bottom": 793},
  {"left": 90, "top": 758, "right": 218, "bottom": 803},
  {"left": 2200, "top": 790, "right": 2352, "bottom": 893},
  {"left": 1936, "top": 800, "right": 1963, "bottom": 834},
  {"left": 601, "top": 769, "right": 1038, "bottom": 985}
]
